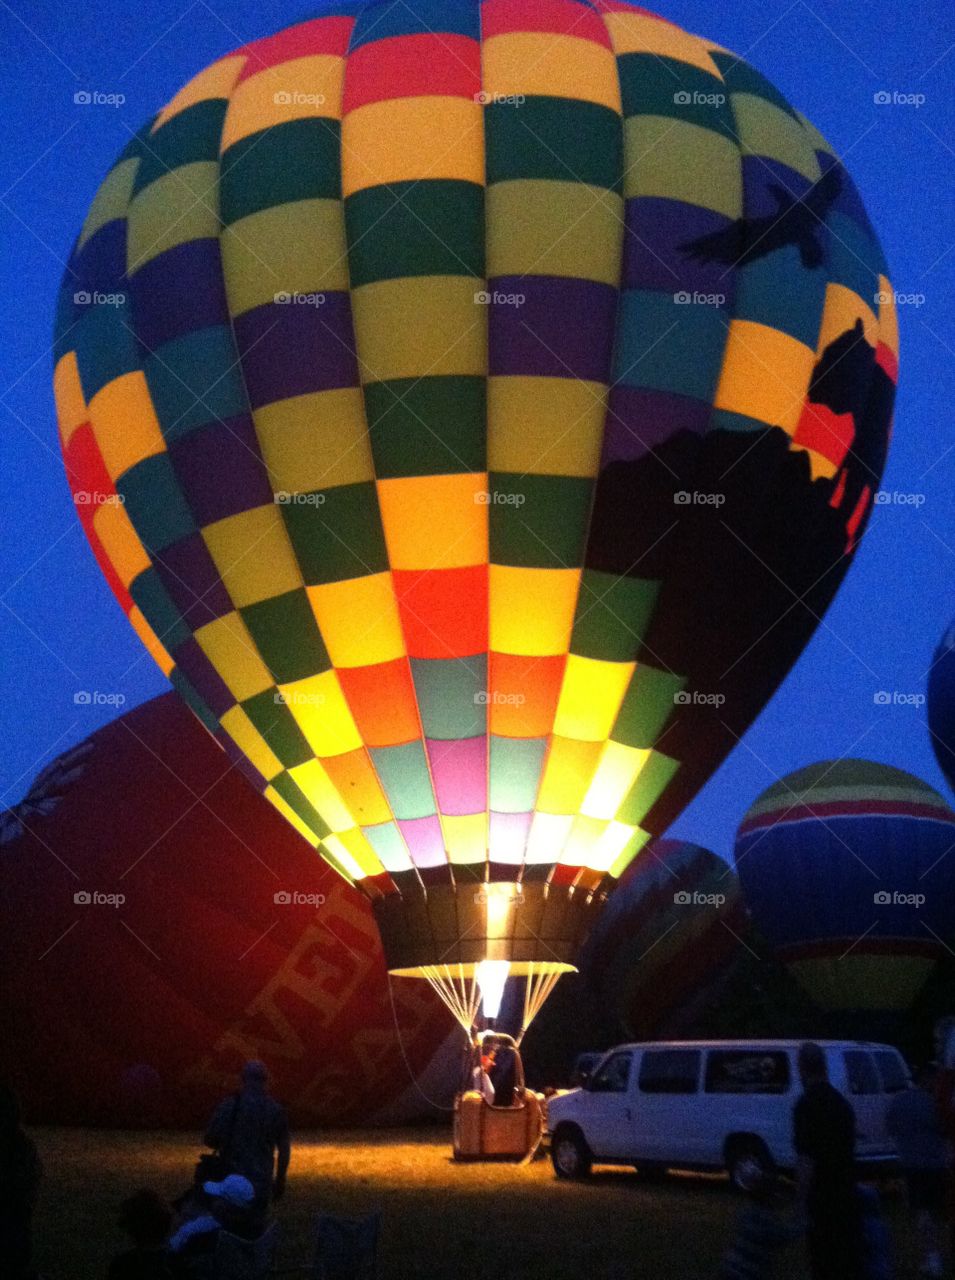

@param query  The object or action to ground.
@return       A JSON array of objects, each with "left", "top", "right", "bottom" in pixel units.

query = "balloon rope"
[
  {"left": 386, "top": 973, "right": 456, "bottom": 1112},
  {"left": 517, "top": 966, "right": 563, "bottom": 1045}
]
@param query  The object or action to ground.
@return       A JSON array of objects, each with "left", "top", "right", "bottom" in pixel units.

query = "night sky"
[{"left": 2, "top": 0, "right": 953, "bottom": 859}]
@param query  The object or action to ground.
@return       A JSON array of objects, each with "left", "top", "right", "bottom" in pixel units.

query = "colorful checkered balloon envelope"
[{"left": 54, "top": 0, "right": 898, "bottom": 1029}]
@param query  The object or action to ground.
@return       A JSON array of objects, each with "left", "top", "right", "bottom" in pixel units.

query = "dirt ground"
[{"left": 31, "top": 1126, "right": 931, "bottom": 1278}]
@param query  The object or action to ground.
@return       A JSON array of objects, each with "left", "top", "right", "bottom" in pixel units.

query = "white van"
[{"left": 545, "top": 1039, "right": 909, "bottom": 1185}]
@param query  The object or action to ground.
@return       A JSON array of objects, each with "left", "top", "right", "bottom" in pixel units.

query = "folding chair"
[{"left": 213, "top": 1219, "right": 279, "bottom": 1279}]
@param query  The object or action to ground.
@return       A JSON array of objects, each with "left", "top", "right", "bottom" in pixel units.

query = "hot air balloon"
[
  {"left": 735, "top": 761, "right": 955, "bottom": 1012},
  {"left": 928, "top": 620, "right": 955, "bottom": 794},
  {"left": 53, "top": 1, "right": 897, "bottom": 1035},
  {"left": 0, "top": 694, "right": 455, "bottom": 1127},
  {"left": 581, "top": 839, "right": 748, "bottom": 1038}
]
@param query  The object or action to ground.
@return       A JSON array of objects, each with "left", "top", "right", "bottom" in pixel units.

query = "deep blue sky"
[{"left": 1, "top": 0, "right": 953, "bottom": 859}]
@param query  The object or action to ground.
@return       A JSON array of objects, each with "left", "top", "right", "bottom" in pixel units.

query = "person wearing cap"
[
  {"left": 719, "top": 1160, "right": 801, "bottom": 1279},
  {"left": 203, "top": 1061, "right": 290, "bottom": 1209},
  {"left": 168, "top": 1174, "right": 260, "bottom": 1269}
]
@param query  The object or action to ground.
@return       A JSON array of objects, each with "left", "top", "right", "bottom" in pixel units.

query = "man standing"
[
  {"left": 887, "top": 1064, "right": 948, "bottom": 1279},
  {"left": 204, "top": 1061, "right": 290, "bottom": 1209},
  {"left": 793, "top": 1041, "right": 863, "bottom": 1280}
]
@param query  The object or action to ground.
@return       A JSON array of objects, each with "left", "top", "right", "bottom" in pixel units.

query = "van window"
[
  {"left": 844, "top": 1050, "right": 880, "bottom": 1095},
  {"left": 705, "top": 1050, "right": 791, "bottom": 1094},
  {"left": 638, "top": 1049, "right": 700, "bottom": 1094},
  {"left": 874, "top": 1050, "right": 909, "bottom": 1093},
  {"left": 589, "top": 1051, "right": 632, "bottom": 1094}
]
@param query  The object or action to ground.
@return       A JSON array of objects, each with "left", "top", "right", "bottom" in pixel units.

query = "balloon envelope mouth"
[
  {"left": 386, "top": 961, "right": 575, "bottom": 979},
  {"left": 387, "top": 960, "right": 575, "bottom": 1037}
]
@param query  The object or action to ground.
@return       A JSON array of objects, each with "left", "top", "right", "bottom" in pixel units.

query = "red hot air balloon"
[{"left": 0, "top": 695, "right": 454, "bottom": 1127}]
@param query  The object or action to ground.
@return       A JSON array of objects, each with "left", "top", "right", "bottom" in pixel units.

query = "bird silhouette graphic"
[{"left": 681, "top": 164, "right": 843, "bottom": 270}]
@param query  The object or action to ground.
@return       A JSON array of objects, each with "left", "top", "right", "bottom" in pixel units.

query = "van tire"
[
  {"left": 725, "top": 1136, "right": 774, "bottom": 1190},
  {"left": 551, "top": 1126, "right": 593, "bottom": 1180}
]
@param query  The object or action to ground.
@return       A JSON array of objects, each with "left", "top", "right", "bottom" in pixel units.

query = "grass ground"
[{"left": 31, "top": 1126, "right": 932, "bottom": 1279}]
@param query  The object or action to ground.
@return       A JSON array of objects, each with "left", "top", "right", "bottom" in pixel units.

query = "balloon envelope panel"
[
  {"left": 0, "top": 696, "right": 453, "bottom": 1127},
  {"left": 928, "top": 621, "right": 955, "bottom": 794},
  {"left": 53, "top": 1, "right": 897, "bottom": 972},
  {"left": 735, "top": 761, "right": 955, "bottom": 1010},
  {"left": 581, "top": 838, "right": 747, "bottom": 1037}
]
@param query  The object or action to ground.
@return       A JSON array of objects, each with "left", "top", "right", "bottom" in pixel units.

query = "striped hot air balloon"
[
  {"left": 580, "top": 839, "right": 747, "bottom": 1037},
  {"left": 735, "top": 761, "right": 955, "bottom": 1011},
  {"left": 53, "top": 1, "right": 896, "bottom": 1031}
]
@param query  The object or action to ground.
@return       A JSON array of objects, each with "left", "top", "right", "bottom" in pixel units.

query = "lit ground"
[{"left": 33, "top": 1127, "right": 929, "bottom": 1278}]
